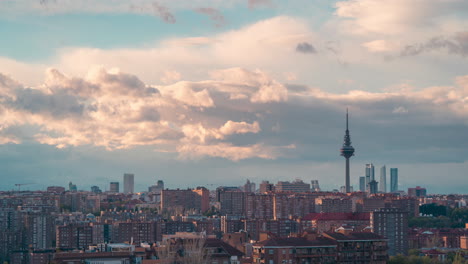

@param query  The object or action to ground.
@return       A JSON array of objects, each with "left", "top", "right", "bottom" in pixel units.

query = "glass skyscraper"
[{"left": 390, "top": 168, "right": 398, "bottom": 192}]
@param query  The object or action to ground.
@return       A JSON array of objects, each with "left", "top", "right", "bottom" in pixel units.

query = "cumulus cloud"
[
  {"left": 334, "top": 0, "right": 468, "bottom": 35},
  {"left": 219, "top": 120, "right": 260, "bottom": 135},
  {"left": 0, "top": 65, "right": 467, "bottom": 163}
]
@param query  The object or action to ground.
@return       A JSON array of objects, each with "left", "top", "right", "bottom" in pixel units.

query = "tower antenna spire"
[
  {"left": 340, "top": 108, "right": 355, "bottom": 193},
  {"left": 346, "top": 108, "right": 349, "bottom": 131}
]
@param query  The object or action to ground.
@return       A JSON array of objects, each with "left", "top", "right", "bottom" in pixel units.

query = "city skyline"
[{"left": 0, "top": 0, "right": 467, "bottom": 194}]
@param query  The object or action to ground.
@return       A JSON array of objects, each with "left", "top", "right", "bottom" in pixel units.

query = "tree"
[{"left": 156, "top": 238, "right": 211, "bottom": 264}]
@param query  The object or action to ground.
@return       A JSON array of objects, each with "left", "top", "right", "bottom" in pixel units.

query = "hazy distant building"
[
  {"left": 371, "top": 208, "right": 408, "bottom": 256},
  {"left": 68, "top": 182, "right": 77, "bottom": 192},
  {"left": 359, "top": 176, "right": 366, "bottom": 192},
  {"left": 149, "top": 180, "right": 164, "bottom": 193},
  {"left": 123, "top": 173, "right": 134, "bottom": 194},
  {"left": 379, "top": 165, "right": 386, "bottom": 193},
  {"left": 311, "top": 180, "right": 321, "bottom": 192},
  {"left": 90, "top": 186, "right": 102, "bottom": 194},
  {"left": 47, "top": 186, "right": 65, "bottom": 193},
  {"left": 365, "top": 164, "right": 375, "bottom": 189},
  {"left": 340, "top": 186, "right": 353, "bottom": 193},
  {"left": 275, "top": 179, "right": 310, "bottom": 193},
  {"left": 244, "top": 179, "right": 256, "bottom": 193},
  {"left": 390, "top": 168, "right": 398, "bottom": 192},
  {"left": 408, "top": 186, "right": 427, "bottom": 197},
  {"left": 109, "top": 182, "right": 119, "bottom": 193},
  {"left": 259, "top": 181, "right": 274, "bottom": 193}
]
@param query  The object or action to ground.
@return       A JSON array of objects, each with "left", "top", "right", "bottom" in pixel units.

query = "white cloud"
[{"left": 219, "top": 120, "right": 260, "bottom": 135}]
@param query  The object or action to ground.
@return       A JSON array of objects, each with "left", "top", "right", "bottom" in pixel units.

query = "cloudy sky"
[{"left": 0, "top": 0, "right": 467, "bottom": 194}]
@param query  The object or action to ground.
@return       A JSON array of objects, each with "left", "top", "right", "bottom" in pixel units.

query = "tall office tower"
[
  {"left": 368, "top": 180, "right": 378, "bottom": 194},
  {"left": 371, "top": 208, "right": 408, "bottom": 256},
  {"left": 311, "top": 180, "right": 321, "bottom": 192},
  {"left": 109, "top": 182, "right": 119, "bottom": 193},
  {"left": 123, "top": 173, "right": 134, "bottom": 194},
  {"left": 390, "top": 168, "right": 398, "bottom": 192},
  {"left": 379, "top": 165, "right": 386, "bottom": 193},
  {"left": 340, "top": 109, "right": 355, "bottom": 193},
  {"left": 366, "top": 163, "right": 375, "bottom": 181},
  {"left": 359, "top": 176, "right": 366, "bottom": 192}
]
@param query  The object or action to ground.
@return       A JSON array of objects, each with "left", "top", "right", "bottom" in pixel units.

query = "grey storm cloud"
[
  {"left": 13, "top": 88, "right": 85, "bottom": 118},
  {"left": 296, "top": 42, "right": 317, "bottom": 54},
  {"left": 152, "top": 2, "right": 176, "bottom": 24},
  {"left": 195, "top": 8, "right": 225, "bottom": 28},
  {"left": 401, "top": 31, "right": 468, "bottom": 57}
]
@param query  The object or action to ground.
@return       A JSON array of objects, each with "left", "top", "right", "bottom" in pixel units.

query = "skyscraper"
[
  {"left": 365, "top": 163, "right": 375, "bottom": 183},
  {"left": 340, "top": 109, "right": 355, "bottom": 193},
  {"left": 379, "top": 165, "right": 386, "bottom": 193},
  {"left": 359, "top": 176, "right": 366, "bottom": 192},
  {"left": 390, "top": 168, "right": 398, "bottom": 193},
  {"left": 123, "top": 173, "right": 134, "bottom": 194}
]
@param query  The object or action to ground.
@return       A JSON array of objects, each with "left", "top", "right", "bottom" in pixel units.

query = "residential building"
[
  {"left": 110, "top": 182, "right": 119, "bottom": 193},
  {"left": 408, "top": 186, "right": 427, "bottom": 197},
  {"left": 259, "top": 181, "right": 274, "bottom": 193},
  {"left": 275, "top": 179, "right": 310, "bottom": 193},
  {"left": 371, "top": 208, "right": 408, "bottom": 256}
]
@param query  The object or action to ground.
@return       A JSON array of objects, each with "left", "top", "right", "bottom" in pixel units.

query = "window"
[
  {"left": 269, "top": 260, "right": 274, "bottom": 264},
  {"left": 269, "top": 249, "right": 274, "bottom": 255}
]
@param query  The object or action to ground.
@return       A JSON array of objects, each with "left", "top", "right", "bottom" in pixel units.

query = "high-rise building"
[
  {"left": 311, "top": 180, "right": 321, "bottom": 192},
  {"left": 371, "top": 208, "right": 408, "bottom": 256},
  {"left": 366, "top": 163, "right": 375, "bottom": 183},
  {"left": 244, "top": 179, "right": 256, "bottom": 193},
  {"left": 379, "top": 165, "right": 386, "bottom": 193},
  {"left": 259, "top": 181, "right": 274, "bottom": 193},
  {"left": 340, "top": 109, "right": 355, "bottom": 193},
  {"left": 109, "top": 182, "right": 119, "bottom": 193},
  {"left": 123, "top": 173, "right": 134, "bottom": 194},
  {"left": 390, "top": 168, "right": 398, "bottom": 192},
  {"left": 359, "top": 176, "right": 366, "bottom": 192},
  {"left": 368, "top": 180, "right": 378, "bottom": 194}
]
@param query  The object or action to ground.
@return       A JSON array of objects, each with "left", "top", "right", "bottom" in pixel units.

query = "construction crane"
[{"left": 15, "top": 183, "right": 34, "bottom": 192}]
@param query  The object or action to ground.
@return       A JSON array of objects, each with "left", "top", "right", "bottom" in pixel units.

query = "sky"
[{"left": 0, "top": 0, "right": 467, "bottom": 194}]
